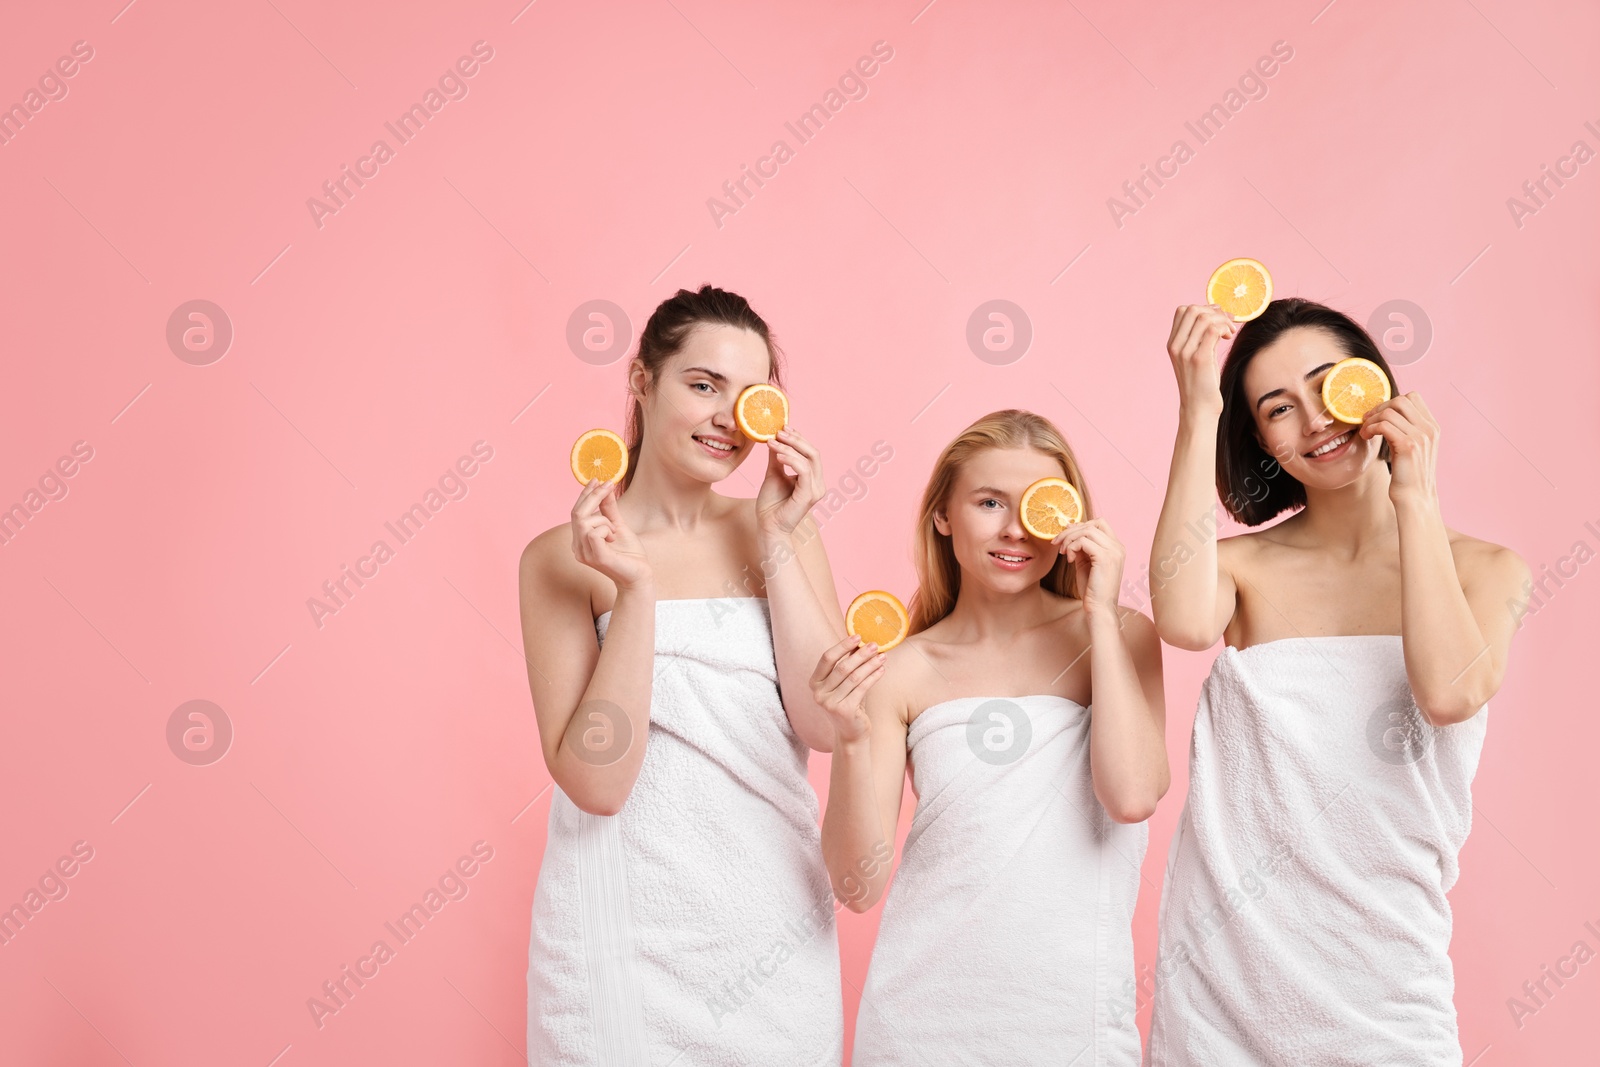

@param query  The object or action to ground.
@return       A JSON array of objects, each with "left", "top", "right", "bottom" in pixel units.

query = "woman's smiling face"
[
  {"left": 933, "top": 447, "right": 1063, "bottom": 590},
  {"left": 1243, "top": 326, "right": 1381, "bottom": 488},
  {"left": 635, "top": 323, "right": 772, "bottom": 481}
]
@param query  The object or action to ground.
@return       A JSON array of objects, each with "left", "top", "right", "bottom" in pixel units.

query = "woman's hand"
[
  {"left": 1052, "top": 518, "right": 1127, "bottom": 621},
  {"left": 1359, "top": 391, "right": 1440, "bottom": 507},
  {"left": 757, "top": 426, "right": 826, "bottom": 538},
  {"left": 1166, "top": 304, "right": 1236, "bottom": 416},
  {"left": 810, "top": 634, "right": 887, "bottom": 745},
  {"left": 570, "top": 479, "right": 652, "bottom": 590}
]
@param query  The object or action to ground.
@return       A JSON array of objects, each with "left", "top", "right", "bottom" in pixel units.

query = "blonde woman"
[
  {"left": 520, "top": 285, "right": 845, "bottom": 1065},
  {"left": 813, "top": 409, "right": 1169, "bottom": 1065}
]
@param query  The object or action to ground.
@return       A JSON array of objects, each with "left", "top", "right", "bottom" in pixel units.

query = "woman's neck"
[
  {"left": 1291, "top": 461, "right": 1399, "bottom": 558},
  {"left": 941, "top": 582, "right": 1064, "bottom": 644},
  {"left": 619, "top": 459, "right": 720, "bottom": 534}
]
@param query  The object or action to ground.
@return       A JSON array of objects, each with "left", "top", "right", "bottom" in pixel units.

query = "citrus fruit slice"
[
  {"left": 1207, "top": 257, "right": 1273, "bottom": 322},
  {"left": 1321, "top": 357, "right": 1392, "bottom": 424},
  {"left": 846, "top": 590, "right": 909, "bottom": 652},
  {"left": 1019, "top": 477, "right": 1084, "bottom": 540},
  {"left": 735, "top": 384, "right": 789, "bottom": 442},
  {"left": 570, "top": 428, "right": 629, "bottom": 486}
]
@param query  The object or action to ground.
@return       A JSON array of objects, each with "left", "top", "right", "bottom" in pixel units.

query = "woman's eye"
[
  {"left": 692, "top": 382, "right": 714, "bottom": 394},
  {"left": 1268, "top": 404, "right": 1289, "bottom": 418},
  {"left": 980, "top": 498, "right": 1001, "bottom": 509}
]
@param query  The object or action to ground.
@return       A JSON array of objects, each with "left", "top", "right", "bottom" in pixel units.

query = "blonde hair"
[{"left": 906, "top": 409, "right": 1096, "bottom": 635}]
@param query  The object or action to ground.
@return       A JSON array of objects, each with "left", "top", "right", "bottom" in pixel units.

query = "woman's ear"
[{"left": 931, "top": 508, "right": 950, "bottom": 536}]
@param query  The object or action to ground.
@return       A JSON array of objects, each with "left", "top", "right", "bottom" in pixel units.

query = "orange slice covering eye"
[
  {"left": 1206, "top": 257, "right": 1273, "bottom": 322},
  {"left": 570, "top": 428, "right": 629, "bottom": 485},
  {"left": 735, "top": 384, "right": 789, "bottom": 442},
  {"left": 1018, "top": 477, "right": 1084, "bottom": 540},
  {"left": 846, "top": 590, "right": 909, "bottom": 652},
  {"left": 1321, "top": 357, "right": 1392, "bottom": 424}
]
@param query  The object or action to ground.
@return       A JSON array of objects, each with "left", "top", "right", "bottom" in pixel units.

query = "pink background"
[{"left": 3, "top": 1, "right": 1595, "bottom": 1063}]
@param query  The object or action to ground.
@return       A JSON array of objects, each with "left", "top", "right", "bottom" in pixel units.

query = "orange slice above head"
[
  {"left": 735, "top": 383, "right": 789, "bottom": 442},
  {"left": 846, "top": 590, "right": 909, "bottom": 653},
  {"left": 570, "top": 428, "right": 629, "bottom": 486},
  {"left": 1321, "top": 357, "right": 1392, "bottom": 424},
  {"left": 1207, "top": 257, "right": 1274, "bottom": 322},
  {"left": 1018, "top": 477, "right": 1084, "bottom": 541}
]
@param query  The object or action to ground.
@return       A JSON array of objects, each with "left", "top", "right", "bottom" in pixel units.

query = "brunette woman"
[
  {"left": 1145, "top": 299, "right": 1530, "bottom": 1064},
  {"left": 520, "top": 285, "right": 846, "bottom": 1065}
]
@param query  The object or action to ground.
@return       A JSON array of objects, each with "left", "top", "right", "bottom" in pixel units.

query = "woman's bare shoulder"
[
  {"left": 1448, "top": 528, "right": 1530, "bottom": 590},
  {"left": 519, "top": 522, "right": 600, "bottom": 612}
]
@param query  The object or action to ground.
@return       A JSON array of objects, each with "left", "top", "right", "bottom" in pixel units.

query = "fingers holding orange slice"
[
  {"left": 571, "top": 428, "right": 629, "bottom": 486},
  {"left": 1018, "top": 477, "right": 1085, "bottom": 541},
  {"left": 735, "top": 384, "right": 789, "bottom": 442},
  {"left": 1321, "top": 357, "right": 1392, "bottom": 424},
  {"left": 846, "top": 590, "right": 909, "bottom": 652},
  {"left": 1207, "top": 257, "right": 1273, "bottom": 322}
]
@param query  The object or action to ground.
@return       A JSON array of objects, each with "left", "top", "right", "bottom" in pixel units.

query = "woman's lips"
[
  {"left": 1305, "top": 431, "right": 1356, "bottom": 462},
  {"left": 693, "top": 435, "right": 737, "bottom": 458}
]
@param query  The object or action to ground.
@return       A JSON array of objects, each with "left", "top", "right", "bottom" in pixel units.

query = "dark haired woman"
[
  {"left": 519, "top": 285, "right": 845, "bottom": 1064},
  {"left": 1144, "top": 299, "right": 1530, "bottom": 1064},
  {"left": 812, "top": 410, "right": 1169, "bottom": 1064}
]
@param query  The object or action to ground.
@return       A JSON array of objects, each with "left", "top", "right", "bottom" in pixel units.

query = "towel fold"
[
  {"left": 1147, "top": 635, "right": 1488, "bottom": 1066},
  {"left": 528, "top": 597, "right": 843, "bottom": 1066},
  {"left": 852, "top": 694, "right": 1147, "bottom": 1066}
]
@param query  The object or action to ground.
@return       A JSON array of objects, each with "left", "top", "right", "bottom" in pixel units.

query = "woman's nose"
[{"left": 1304, "top": 399, "right": 1333, "bottom": 435}]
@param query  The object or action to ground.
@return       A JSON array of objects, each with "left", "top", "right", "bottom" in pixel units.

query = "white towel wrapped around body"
[
  {"left": 1147, "top": 635, "right": 1488, "bottom": 1066},
  {"left": 852, "top": 694, "right": 1148, "bottom": 1066},
  {"left": 528, "top": 597, "right": 843, "bottom": 1066}
]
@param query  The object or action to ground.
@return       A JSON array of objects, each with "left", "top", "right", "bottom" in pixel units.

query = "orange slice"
[
  {"left": 1019, "top": 477, "right": 1084, "bottom": 540},
  {"left": 1321, "top": 357, "right": 1392, "bottom": 424},
  {"left": 845, "top": 590, "right": 909, "bottom": 652},
  {"left": 570, "top": 428, "right": 629, "bottom": 486},
  {"left": 1207, "top": 257, "right": 1273, "bottom": 322},
  {"left": 735, "top": 384, "right": 789, "bottom": 442}
]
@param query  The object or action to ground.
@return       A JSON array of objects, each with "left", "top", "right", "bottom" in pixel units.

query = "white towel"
[
  {"left": 528, "top": 597, "right": 843, "bottom": 1066},
  {"left": 852, "top": 694, "right": 1147, "bottom": 1066},
  {"left": 1147, "top": 635, "right": 1488, "bottom": 1066}
]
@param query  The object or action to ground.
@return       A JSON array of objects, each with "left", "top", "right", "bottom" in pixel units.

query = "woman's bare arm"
[
  {"left": 815, "top": 637, "right": 906, "bottom": 912},
  {"left": 764, "top": 511, "right": 848, "bottom": 752},
  {"left": 1055, "top": 517, "right": 1170, "bottom": 822},
  {"left": 1150, "top": 304, "right": 1240, "bottom": 650},
  {"left": 759, "top": 429, "right": 849, "bottom": 752},
  {"left": 517, "top": 480, "right": 657, "bottom": 816},
  {"left": 1086, "top": 607, "right": 1170, "bottom": 823},
  {"left": 1363, "top": 393, "right": 1532, "bottom": 724}
]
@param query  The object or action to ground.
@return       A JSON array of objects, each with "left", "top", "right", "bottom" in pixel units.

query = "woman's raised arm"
[{"left": 1150, "top": 304, "right": 1239, "bottom": 651}]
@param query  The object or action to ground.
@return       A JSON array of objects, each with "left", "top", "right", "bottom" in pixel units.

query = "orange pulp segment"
[
  {"left": 1207, "top": 257, "right": 1273, "bottom": 322},
  {"left": 1019, "top": 477, "right": 1084, "bottom": 540},
  {"left": 735, "top": 384, "right": 789, "bottom": 442},
  {"left": 570, "top": 428, "right": 629, "bottom": 486},
  {"left": 846, "top": 590, "right": 909, "bottom": 652},
  {"left": 1321, "top": 357, "right": 1392, "bottom": 424}
]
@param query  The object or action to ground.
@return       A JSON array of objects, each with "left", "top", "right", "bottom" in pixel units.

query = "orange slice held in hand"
[
  {"left": 1321, "top": 357, "right": 1392, "bottom": 424},
  {"left": 1207, "top": 257, "right": 1273, "bottom": 322},
  {"left": 1018, "top": 477, "right": 1085, "bottom": 541},
  {"left": 570, "top": 428, "right": 629, "bottom": 486},
  {"left": 735, "top": 383, "right": 789, "bottom": 442},
  {"left": 846, "top": 590, "right": 909, "bottom": 653}
]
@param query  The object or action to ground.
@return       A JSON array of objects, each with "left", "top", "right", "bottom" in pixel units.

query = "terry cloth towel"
[
  {"left": 527, "top": 597, "right": 843, "bottom": 1067},
  {"left": 852, "top": 694, "right": 1148, "bottom": 1066},
  {"left": 1146, "top": 635, "right": 1488, "bottom": 1066}
]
